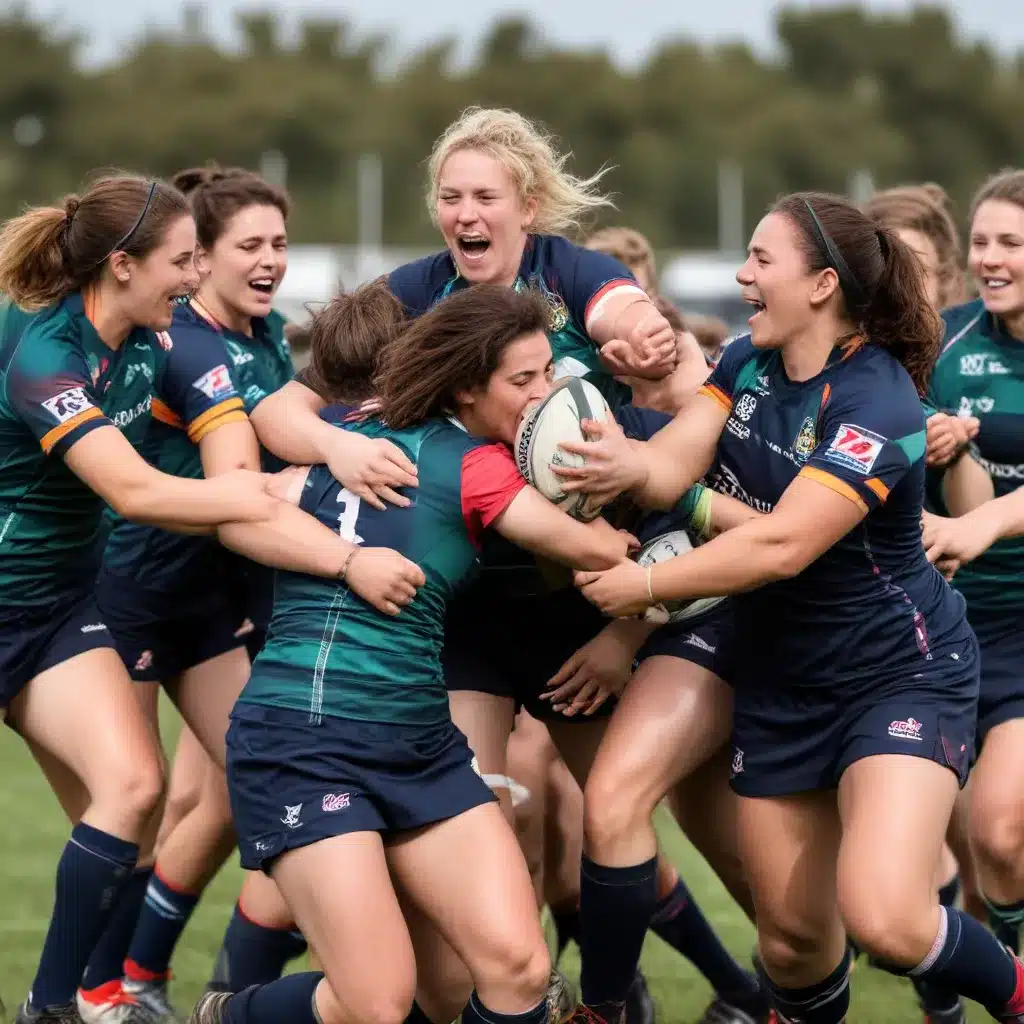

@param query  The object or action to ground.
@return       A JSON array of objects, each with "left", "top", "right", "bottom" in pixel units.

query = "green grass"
[{"left": 0, "top": 705, "right": 986, "bottom": 1022}]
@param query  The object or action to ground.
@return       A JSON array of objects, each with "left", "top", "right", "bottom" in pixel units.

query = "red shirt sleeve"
[{"left": 460, "top": 443, "right": 528, "bottom": 546}]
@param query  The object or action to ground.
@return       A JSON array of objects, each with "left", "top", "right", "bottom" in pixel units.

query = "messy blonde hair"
[{"left": 427, "top": 107, "right": 614, "bottom": 236}]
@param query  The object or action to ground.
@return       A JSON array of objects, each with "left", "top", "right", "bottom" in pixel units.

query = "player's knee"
[
  {"left": 96, "top": 750, "right": 165, "bottom": 830},
  {"left": 758, "top": 922, "right": 829, "bottom": 979},
  {"left": 583, "top": 769, "right": 657, "bottom": 852},
  {"left": 971, "top": 804, "right": 1024, "bottom": 876},
  {"left": 838, "top": 888, "right": 934, "bottom": 968},
  {"left": 318, "top": 974, "right": 415, "bottom": 1024},
  {"left": 472, "top": 936, "right": 551, "bottom": 1004}
]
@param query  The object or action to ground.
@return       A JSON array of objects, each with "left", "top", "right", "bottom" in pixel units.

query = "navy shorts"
[
  {"left": 729, "top": 634, "right": 979, "bottom": 798},
  {"left": 443, "top": 583, "right": 613, "bottom": 721},
  {"left": 0, "top": 597, "right": 114, "bottom": 711},
  {"left": 636, "top": 603, "right": 736, "bottom": 678},
  {"left": 95, "top": 570, "right": 248, "bottom": 682},
  {"left": 227, "top": 703, "right": 496, "bottom": 872},
  {"left": 972, "top": 611, "right": 1024, "bottom": 746}
]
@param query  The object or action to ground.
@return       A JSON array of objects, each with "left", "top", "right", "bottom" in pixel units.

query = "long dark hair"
[
  {"left": 375, "top": 284, "right": 551, "bottom": 429},
  {"left": 774, "top": 191, "right": 942, "bottom": 394}
]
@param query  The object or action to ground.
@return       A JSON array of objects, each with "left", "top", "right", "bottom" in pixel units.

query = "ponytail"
[
  {"left": 861, "top": 226, "right": 942, "bottom": 395},
  {"left": 775, "top": 191, "right": 942, "bottom": 397},
  {"left": 0, "top": 204, "right": 74, "bottom": 311}
]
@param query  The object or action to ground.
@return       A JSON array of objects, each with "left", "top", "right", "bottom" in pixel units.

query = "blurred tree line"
[{"left": 0, "top": 2, "right": 1020, "bottom": 247}]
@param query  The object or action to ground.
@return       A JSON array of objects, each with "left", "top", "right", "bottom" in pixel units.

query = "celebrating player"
[
  {"left": 923, "top": 169, "right": 1024, "bottom": 961},
  {"left": 561, "top": 190, "right": 1024, "bottom": 1024},
  {"left": 189, "top": 282, "right": 633, "bottom": 1024}
]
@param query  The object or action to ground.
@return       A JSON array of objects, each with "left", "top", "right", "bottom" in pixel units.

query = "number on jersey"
[{"left": 335, "top": 488, "right": 364, "bottom": 544}]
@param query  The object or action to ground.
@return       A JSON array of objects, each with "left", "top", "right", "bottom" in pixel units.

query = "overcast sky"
[{"left": 25, "top": 0, "right": 1024, "bottom": 67}]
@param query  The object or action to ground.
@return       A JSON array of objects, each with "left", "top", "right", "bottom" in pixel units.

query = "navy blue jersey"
[
  {"left": 700, "top": 335, "right": 968, "bottom": 693},
  {"left": 101, "top": 311, "right": 247, "bottom": 589},
  {"left": 389, "top": 234, "right": 642, "bottom": 404}
]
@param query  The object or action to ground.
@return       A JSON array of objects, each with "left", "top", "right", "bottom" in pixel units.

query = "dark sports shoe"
[
  {"left": 185, "top": 993, "right": 233, "bottom": 1024},
  {"left": 555, "top": 1007, "right": 622, "bottom": 1024},
  {"left": 121, "top": 978, "right": 179, "bottom": 1023},
  {"left": 624, "top": 971, "right": 655, "bottom": 1024},
  {"left": 547, "top": 968, "right": 577, "bottom": 1023},
  {"left": 15, "top": 1000, "right": 83, "bottom": 1024}
]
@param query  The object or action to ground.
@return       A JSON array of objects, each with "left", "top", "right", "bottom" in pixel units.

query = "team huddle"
[{"left": 0, "top": 105, "right": 1023, "bottom": 1024}]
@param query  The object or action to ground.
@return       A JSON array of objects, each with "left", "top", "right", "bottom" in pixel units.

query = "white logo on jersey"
[
  {"left": 41, "top": 387, "right": 93, "bottom": 424},
  {"left": 281, "top": 804, "right": 303, "bottom": 829},
  {"left": 111, "top": 396, "right": 152, "bottom": 430},
  {"left": 958, "top": 396, "right": 995, "bottom": 415},
  {"left": 754, "top": 375, "right": 771, "bottom": 397},
  {"left": 823, "top": 424, "right": 885, "bottom": 475},
  {"left": 725, "top": 418, "right": 750, "bottom": 440},
  {"left": 684, "top": 633, "right": 716, "bottom": 654},
  {"left": 79, "top": 623, "right": 107, "bottom": 633},
  {"left": 988, "top": 360, "right": 1010, "bottom": 375},
  {"left": 226, "top": 340, "right": 254, "bottom": 367},
  {"left": 734, "top": 394, "right": 757, "bottom": 421},
  {"left": 959, "top": 354, "right": 986, "bottom": 376},
  {"left": 976, "top": 457, "right": 1024, "bottom": 481},
  {"left": 709, "top": 462, "right": 774, "bottom": 513},
  {"left": 192, "top": 364, "right": 234, "bottom": 401}
]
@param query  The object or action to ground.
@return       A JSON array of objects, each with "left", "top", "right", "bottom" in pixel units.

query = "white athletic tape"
[{"left": 481, "top": 773, "right": 532, "bottom": 807}]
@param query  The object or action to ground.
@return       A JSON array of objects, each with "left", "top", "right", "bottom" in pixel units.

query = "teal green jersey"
[
  {"left": 928, "top": 299, "right": 1024, "bottom": 613},
  {"left": 0, "top": 293, "right": 165, "bottom": 609},
  {"left": 240, "top": 416, "right": 527, "bottom": 725}
]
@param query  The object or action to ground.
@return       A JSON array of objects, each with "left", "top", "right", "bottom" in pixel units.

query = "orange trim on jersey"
[
  {"left": 185, "top": 398, "right": 245, "bottom": 443},
  {"left": 189, "top": 408, "right": 247, "bottom": 444},
  {"left": 40, "top": 406, "right": 105, "bottom": 453},
  {"left": 699, "top": 382, "right": 732, "bottom": 413},
  {"left": 798, "top": 466, "right": 868, "bottom": 514},
  {"left": 864, "top": 477, "right": 890, "bottom": 502},
  {"left": 151, "top": 398, "right": 183, "bottom": 429}
]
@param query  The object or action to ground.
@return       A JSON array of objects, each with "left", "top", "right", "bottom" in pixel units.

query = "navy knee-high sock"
[
  {"left": 30, "top": 824, "right": 139, "bottom": 1010},
  {"left": 222, "top": 972, "right": 322, "bottom": 1024},
  {"left": 902, "top": 906, "right": 1024, "bottom": 1018},
  {"left": 579, "top": 855, "right": 658, "bottom": 1014},
  {"left": 910, "top": 875, "right": 963, "bottom": 1015},
  {"left": 650, "top": 876, "right": 768, "bottom": 1014},
  {"left": 208, "top": 903, "right": 308, "bottom": 992},
  {"left": 81, "top": 866, "right": 153, "bottom": 990},
  {"left": 461, "top": 992, "right": 548, "bottom": 1024},
  {"left": 764, "top": 949, "right": 851, "bottom": 1024}
]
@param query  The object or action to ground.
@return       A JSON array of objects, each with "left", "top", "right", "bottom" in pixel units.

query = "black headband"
[
  {"left": 802, "top": 199, "right": 868, "bottom": 311},
  {"left": 101, "top": 180, "right": 158, "bottom": 263}
]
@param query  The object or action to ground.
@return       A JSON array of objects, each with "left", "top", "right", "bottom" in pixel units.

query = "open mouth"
[
  {"left": 168, "top": 291, "right": 192, "bottom": 308},
  {"left": 982, "top": 277, "right": 1011, "bottom": 292},
  {"left": 248, "top": 277, "right": 276, "bottom": 296},
  {"left": 744, "top": 297, "right": 766, "bottom": 324},
  {"left": 456, "top": 234, "right": 490, "bottom": 261}
]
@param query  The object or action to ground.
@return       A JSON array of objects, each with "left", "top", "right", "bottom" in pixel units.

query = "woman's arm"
[
  {"left": 941, "top": 449, "right": 995, "bottom": 517},
  {"left": 250, "top": 379, "right": 419, "bottom": 510},
  {"left": 65, "top": 426, "right": 275, "bottom": 527}
]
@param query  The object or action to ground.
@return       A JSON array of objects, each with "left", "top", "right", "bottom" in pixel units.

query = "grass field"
[{"left": 0, "top": 704, "right": 986, "bottom": 1023}]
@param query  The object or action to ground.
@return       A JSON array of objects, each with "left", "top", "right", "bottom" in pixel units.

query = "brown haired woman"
[
  {"left": 188, "top": 283, "right": 634, "bottom": 1024},
  {"left": 561, "top": 191, "right": 1024, "bottom": 1023},
  {"left": 923, "top": 168, "right": 1024, "bottom": 972}
]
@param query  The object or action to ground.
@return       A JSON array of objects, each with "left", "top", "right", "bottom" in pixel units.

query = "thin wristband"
[
  {"left": 645, "top": 564, "right": 655, "bottom": 603},
  {"left": 338, "top": 547, "right": 359, "bottom": 582}
]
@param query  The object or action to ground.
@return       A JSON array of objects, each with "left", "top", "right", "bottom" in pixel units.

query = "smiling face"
[
  {"left": 735, "top": 211, "right": 838, "bottom": 349},
  {"left": 969, "top": 199, "right": 1024, "bottom": 327},
  {"left": 197, "top": 203, "right": 288, "bottom": 323},
  {"left": 118, "top": 213, "right": 200, "bottom": 330},
  {"left": 455, "top": 330, "right": 553, "bottom": 445},
  {"left": 436, "top": 148, "right": 537, "bottom": 286}
]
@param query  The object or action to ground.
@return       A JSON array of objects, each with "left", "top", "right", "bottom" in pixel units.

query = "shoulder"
[
  {"left": 388, "top": 251, "right": 455, "bottom": 315},
  {"left": 707, "top": 333, "right": 759, "bottom": 389},
  {"left": 13, "top": 302, "right": 83, "bottom": 374},
  {"left": 828, "top": 344, "right": 924, "bottom": 434},
  {"left": 939, "top": 298, "right": 987, "bottom": 357}
]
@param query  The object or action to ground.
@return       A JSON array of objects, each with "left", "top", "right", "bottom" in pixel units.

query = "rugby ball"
[
  {"left": 514, "top": 377, "right": 613, "bottom": 522},
  {"left": 635, "top": 530, "right": 727, "bottom": 625}
]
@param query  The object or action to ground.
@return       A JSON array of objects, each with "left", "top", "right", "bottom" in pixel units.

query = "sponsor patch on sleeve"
[
  {"left": 821, "top": 423, "right": 886, "bottom": 475},
  {"left": 41, "top": 387, "right": 94, "bottom": 424},
  {"left": 192, "top": 364, "right": 234, "bottom": 401}
]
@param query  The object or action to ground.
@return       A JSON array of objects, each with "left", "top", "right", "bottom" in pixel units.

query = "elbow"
[
  {"left": 767, "top": 538, "right": 807, "bottom": 581},
  {"left": 108, "top": 482, "right": 153, "bottom": 524}
]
